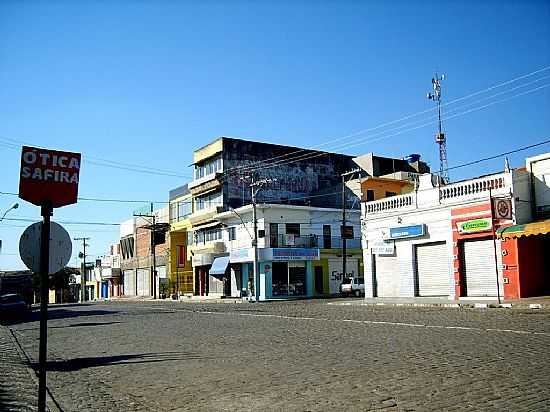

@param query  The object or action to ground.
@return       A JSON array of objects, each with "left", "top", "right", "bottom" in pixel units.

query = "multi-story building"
[
  {"left": 94, "top": 243, "right": 122, "bottom": 299},
  {"left": 359, "top": 151, "right": 550, "bottom": 301},
  {"left": 168, "top": 184, "right": 193, "bottom": 297},
  {"left": 187, "top": 136, "right": 360, "bottom": 297},
  {"left": 210, "top": 204, "right": 362, "bottom": 299},
  {"left": 120, "top": 206, "right": 169, "bottom": 298}
]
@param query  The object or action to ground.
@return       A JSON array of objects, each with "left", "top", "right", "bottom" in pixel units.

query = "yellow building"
[{"left": 168, "top": 184, "right": 194, "bottom": 295}]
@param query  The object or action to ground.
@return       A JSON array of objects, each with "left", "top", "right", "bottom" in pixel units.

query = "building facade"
[
  {"left": 360, "top": 166, "right": 539, "bottom": 300},
  {"left": 120, "top": 206, "right": 169, "bottom": 298},
  {"left": 208, "top": 204, "right": 362, "bottom": 300},
  {"left": 187, "top": 136, "right": 360, "bottom": 297}
]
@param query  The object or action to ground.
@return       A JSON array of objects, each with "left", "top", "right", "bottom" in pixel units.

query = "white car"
[{"left": 340, "top": 277, "right": 365, "bottom": 297}]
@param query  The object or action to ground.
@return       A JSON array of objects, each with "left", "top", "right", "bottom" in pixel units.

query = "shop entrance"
[{"left": 272, "top": 262, "right": 306, "bottom": 297}]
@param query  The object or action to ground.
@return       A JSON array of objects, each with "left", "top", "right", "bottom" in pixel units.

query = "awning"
[
  {"left": 209, "top": 256, "right": 230, "bottom": 279},
  {"left": 496, "top": 219, "right": 550, "bottom": 239}
]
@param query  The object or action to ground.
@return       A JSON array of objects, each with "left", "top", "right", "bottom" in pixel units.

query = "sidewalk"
[
  {"left": 332, "top": 295, "right": 550, "bottom": 309},
  {"left": 0, "top": 325, "right": 38, "bottom": 411}
]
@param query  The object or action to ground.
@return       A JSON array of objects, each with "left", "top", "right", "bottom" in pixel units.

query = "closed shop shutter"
[
  {"left": 462, "top": 239, "right": 502, "bottom": 297},
  {"left": 137, "top": 269, "right": 151, "bottom": 296},
  {"left": 374, "top": 254, "right": 400, "bottom": 297},
  {"left": 123, "top": 270, "right": 135, "bottom": 296},
  {"left": 416, "top": 242, "right": 450, "bottom": 296},
  {"left": 328, "top": 258, "right": 360, "bottom": 294}
]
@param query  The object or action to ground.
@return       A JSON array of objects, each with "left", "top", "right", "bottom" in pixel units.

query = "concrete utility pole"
[
  {"left": 74, "top": 237, "right": 90, "bottom": 303},
  {"left": 247, "top": 175, "right": 277, "bottom": 302},
  {"left": 341, "top": 169, "right": 361, "bottom": 290},
  {"left": 134, "top": 203, "right": 158, "bottom": 299}
]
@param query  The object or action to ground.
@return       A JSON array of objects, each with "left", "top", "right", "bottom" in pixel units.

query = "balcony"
[
  {"left": 364, "top": 172, "right": 513, "bottom": 216},
  {"left": 268, "top": 235, "right": 361, "bottom": 249}
]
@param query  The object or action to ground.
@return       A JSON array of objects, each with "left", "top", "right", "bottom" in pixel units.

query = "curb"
[
  {"left": 353, "top": 302, "right": 550, "bottom": 310},
  {"left": 6, "top": 327, "right": 62, "bottom": 412}
]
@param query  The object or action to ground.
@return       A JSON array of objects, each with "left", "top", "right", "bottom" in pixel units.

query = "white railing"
[
  {"left": 364, "top": 172, "right": 512, "bottom": 215},
  {"left": 365, "top": 193, "right": 415, "bottom": 214},
  {"left": 439, "top": 173, "right": 508, "bottom": 202}
]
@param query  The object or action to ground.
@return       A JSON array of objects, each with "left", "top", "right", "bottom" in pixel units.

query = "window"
[
  {"left": 194, "top": 156, "right": 222, "bottom": 180},
  {"left": 286, "top": 223, "right": 300, "bottom": 236},
  {"left": 195, "top": 191, "right": 222, "bottom": 211},
  {"left": 385, "top": 191, "right": 397, "bottom": 197},
  {"left": 177, "top": 200, "right": 192, "bottom": 220},
  {"left": 366, "top": 189, "right": 375, "bottom": 202},
  {"left": 187, "top": 231, "right": 194, "bottom": 246},
  {"left": 170, "top": 202, "right": 178, "bottom": 223},
  {"left": 204, "top": 228, "right": 222, "bottom": 242},
  {"left": 228, "top": 227, "right": 236, "bottom": 241},
  {"left": 323, "top": 225, "right": 332, "bottom": 249}
]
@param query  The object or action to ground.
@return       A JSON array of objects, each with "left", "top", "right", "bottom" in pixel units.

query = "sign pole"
[
  {"left": 38, "top": 201, "right": 52, "bottom": 412},
  {"left": 489, "top": 187, "right": 502, "bottom": 304}
]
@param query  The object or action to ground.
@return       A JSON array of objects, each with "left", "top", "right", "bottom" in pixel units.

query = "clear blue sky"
[{"left": 1, "top": 0, "right": 549, "bottom": 270}]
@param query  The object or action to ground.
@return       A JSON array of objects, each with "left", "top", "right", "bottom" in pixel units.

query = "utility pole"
[
  {"left": 247, "top": 175, "right": 277, "bottom": 302},
  {"left": 341, "top": 169, "right": 361, "bottom": 291},
  {"left": 74, "top": 237, "right": 90, "bottom": 303},
  {"left": 427, "top": 73, "right": 449, "bottom": 184},
  {"left": 134, "top": 203, "right": 158, "bottom": 299}
]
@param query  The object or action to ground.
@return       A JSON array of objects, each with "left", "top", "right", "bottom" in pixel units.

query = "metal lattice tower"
[{"left": 427, "top": 73, "right": 449, "bottom": 184}]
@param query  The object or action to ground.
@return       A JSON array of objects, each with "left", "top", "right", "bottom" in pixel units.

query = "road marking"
[{"left": 137, "top": 305, "right": 550, "bottom": 337}]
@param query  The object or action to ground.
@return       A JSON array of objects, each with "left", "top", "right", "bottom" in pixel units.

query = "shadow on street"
[
  {"left": 34, "top": 352, "right": 208, "bottom": 372},
  {"left": 0, "top": 306, "right": 120, "bottom": 326}
]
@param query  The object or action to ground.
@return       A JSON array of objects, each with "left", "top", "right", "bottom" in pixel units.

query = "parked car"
[
  {"left": 0, "top": 293, "right": 30, "bottom": 319},
  {"left": 340, "top": 277, "right": 365, "bottom": 297}
]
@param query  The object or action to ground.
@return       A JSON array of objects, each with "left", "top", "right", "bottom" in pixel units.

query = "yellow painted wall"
[
  {"left": 169, "top": 230, "right": 193, "bottom": 294},
  {"left": 361, "top": 178, "right": 413, "bottom": 201},
  {"left": 193, "top": 138, "right": 223, "bottom": 164}
]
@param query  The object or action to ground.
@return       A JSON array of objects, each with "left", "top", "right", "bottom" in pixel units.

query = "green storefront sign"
[{"left": 457, "top": 218, "right": 492, "bottom": 234}]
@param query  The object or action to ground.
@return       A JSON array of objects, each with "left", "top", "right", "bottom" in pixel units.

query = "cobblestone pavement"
[
  {"left": 5, "top": 300, "right": 550, "bottom": 411},
  {"left": 0, "top": 324, "right": 38, "bottom": 411}
]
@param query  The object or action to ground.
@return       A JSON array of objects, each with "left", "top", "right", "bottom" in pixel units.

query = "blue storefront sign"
[
  {"left": 389, "top": 224, "right": 425, "bottom": 239},
  {"left": 269, "top": 248, "right": 320, "bottom": 261}
]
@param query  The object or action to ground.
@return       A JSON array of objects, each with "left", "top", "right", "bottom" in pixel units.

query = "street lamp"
[{"left": 0, "top": 203, "right": 19, "bottom": 222}]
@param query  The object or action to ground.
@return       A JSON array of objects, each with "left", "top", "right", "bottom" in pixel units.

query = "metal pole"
[
  {"left": 150, "top": 203, "right": 157, "bottom": 299},
  {"left": 38, "top": 202, "right": 52, "bottom": 412},
  {"left": 82, "top": 241, "right": 86, "bottom": 302},
  {"left": 341, "top": 174, "right": 347, "bottom": 291},
  {"left": 252, "top": 189, "right": 259, "bottom": 302},
  {"left": 489, "top": 187, "right": 502, "bottom": 304}
]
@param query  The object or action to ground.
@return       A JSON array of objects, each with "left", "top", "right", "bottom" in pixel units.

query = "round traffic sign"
[{"left": 19, "top": 221, "right": 72, "bottom": 274}]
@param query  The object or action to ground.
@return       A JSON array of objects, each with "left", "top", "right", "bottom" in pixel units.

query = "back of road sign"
[{"left": 19, "top": 222, "right": 72, "bottom": 274}]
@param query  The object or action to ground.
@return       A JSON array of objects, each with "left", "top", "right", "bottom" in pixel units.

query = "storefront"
[{"left": 123, "top": 269, "right": 136, "bottom": 296}]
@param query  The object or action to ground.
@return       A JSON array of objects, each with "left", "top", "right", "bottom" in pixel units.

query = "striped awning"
[{"left": 496, "top": 219, "right": 550, "bottom": 239}]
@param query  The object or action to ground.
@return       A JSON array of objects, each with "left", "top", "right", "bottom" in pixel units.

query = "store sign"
[
  {"left": 229, "top": 248, "right": 253, "bottom": 263},
  {"left": 370, "top": 239, "right": 395, "bottom": 255},
  {"left": 457, "top": 218, "right": 492, "bottom": 234},
  {"left": 389, "top": 224, "right": 425, "bottom": 239},
  {"left": 493, "top": 198, "right": 513, "bottom": 220},
  {"left": 19, "top": 146, "right": 81, "bottom": 208},
  {"left": 328, "top": 258, "right": 359, "bottom": 294},
  {"left": 192, "top": 253, "right": 215, "bottom": 266},
  {"left": 269, "top": 248, "right": 320, "bottom": 261}
]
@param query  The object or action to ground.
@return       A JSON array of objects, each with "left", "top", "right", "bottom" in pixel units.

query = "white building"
[
  {"left": 190, "top": 204, "right": 362, "bottom": 300},
  {"left": 360, "top": 168, "right": 532, "bottom": 301}
]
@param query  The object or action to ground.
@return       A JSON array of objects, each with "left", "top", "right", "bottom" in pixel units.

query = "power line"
[
  {"left": 2, "top": 217, "right": 120, "bottom": 226},
  {"left": 0, "top": 136, "right": 191, "bottom": 179},
  {"left": 0, "top": 191, "right": 170, "bottom": 204},
  {"left": 226, "top": 65, "right": 550, "bottom": 175},
  {"left": 447, "top": 138, "right": 550, "bottom": 171},
  {"left": 230, "top": 81, "right": 550, "bottom": 173}
]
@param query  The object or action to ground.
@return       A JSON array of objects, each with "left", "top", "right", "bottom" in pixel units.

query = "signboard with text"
[
  {"left": 19, "top": 146, "right": 81, "bottom": 208},
  {"left": 457, "top": 218, "right": 492, "bottom": 234},
  {"left": 370, "top": 239, "right": 395, "bottom": 255},
  {"left": 389, "top": 224, "right": 425, "bottom": 239}
]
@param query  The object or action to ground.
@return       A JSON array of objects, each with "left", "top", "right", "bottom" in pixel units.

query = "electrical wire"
[{"left": 226, "top": 65, "right": 550, "bottom": 175}]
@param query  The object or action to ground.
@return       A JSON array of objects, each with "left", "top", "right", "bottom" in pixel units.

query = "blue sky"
[{"left": 1, "top": 0, "right": 549, "bottom": 270}]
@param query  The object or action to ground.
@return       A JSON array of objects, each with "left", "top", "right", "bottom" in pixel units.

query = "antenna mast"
[{"left": 427, "top": 73, "right": 448, "bottom": 184}]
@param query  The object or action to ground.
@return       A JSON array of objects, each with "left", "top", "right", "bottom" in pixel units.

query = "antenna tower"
[{"left": 427, "top": 73, "right": 449, "bottom": 183}]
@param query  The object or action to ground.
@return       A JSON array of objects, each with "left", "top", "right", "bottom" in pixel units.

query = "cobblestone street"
[{"left": 3, "top": 300, "right": 550, "bottom": 411}]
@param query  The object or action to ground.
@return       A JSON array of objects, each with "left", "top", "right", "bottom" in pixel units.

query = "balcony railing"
[
  {"left": 268, "top": 235, "right": 361, "bottom": 249},
  {"left": 439, "top": 173, "right": 508, "bottom": 202},
  {"left": 365, "top": 193, "right": 415, "bottom": 214}
]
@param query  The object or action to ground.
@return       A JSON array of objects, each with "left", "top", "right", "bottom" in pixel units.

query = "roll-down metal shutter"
[
  {"left": 137, "top": 269, "right": 150, "bottom": 296},
  {"left": 462, "top": 239, "right": 502, "bottom": 297},
  {"left": 123, "top": 270, "right": 135, "bottom": 296},
  {"left": 374, "top": 254, "right": 400, "bottom": 297},
  {"left": 416, "top": 242, "right": 450, "bottom": 296}
]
